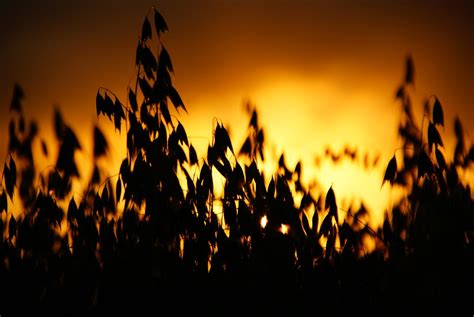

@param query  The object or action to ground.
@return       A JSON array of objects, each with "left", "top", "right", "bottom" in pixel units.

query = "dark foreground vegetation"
[{"left": 1, "top": 8, "right": 473, "bottom": 316}]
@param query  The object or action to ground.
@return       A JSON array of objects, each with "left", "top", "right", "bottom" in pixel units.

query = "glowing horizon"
[{"left": 1, "top": 1, "right": 473, "bottom": 230}]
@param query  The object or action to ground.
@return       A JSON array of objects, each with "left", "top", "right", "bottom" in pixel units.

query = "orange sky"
[{"left": 1, "top": 0, "right": 473, "bottom": 225}]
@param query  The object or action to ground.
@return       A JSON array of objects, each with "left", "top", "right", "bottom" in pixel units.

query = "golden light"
[
  {"left": 260, "top": 215, "right": 268, "bottom": 229},
  {"left": 280, "top": 224, "right": 289, "bottom": 235},
  {"left": 179, "top": 235, "right": 185, "bottom": 259},
  {"left": 248, "top": 74, "right": 401, "bottom": 228}
]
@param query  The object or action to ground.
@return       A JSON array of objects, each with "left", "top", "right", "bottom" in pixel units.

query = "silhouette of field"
[{"left": 1, "top": 8, "right": 473, "bottom": 316}]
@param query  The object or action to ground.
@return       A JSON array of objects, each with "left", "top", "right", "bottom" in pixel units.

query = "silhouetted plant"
[{"left": 0, "top": 8, "right": 473, "bottom": 316}]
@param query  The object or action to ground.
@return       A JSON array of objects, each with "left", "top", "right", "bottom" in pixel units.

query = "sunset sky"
[{"left": 1, "top": 0, "right": 473, "bottom": 225}]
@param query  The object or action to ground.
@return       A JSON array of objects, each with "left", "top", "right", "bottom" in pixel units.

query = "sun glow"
[
  {"left": 43, "top": 73, "right": 400, "bottom": 229},
  {"left": 247, "top": 74, "right": 401, "bottom": 227}
]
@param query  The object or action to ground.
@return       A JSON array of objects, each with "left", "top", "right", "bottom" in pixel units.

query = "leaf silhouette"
[
  {"left": 28, "top": 120, "right": 38, "bottom": 138},
  {"left": 222, "top": 126, "right": 234, "bottom": 154},
  {"left": 141, "top": 17, "right": 152, "bottom": 41},
  {"left": 300, "top": 193, "right": 312, "bottom": 211},
  {"left": 257, "top": 130, "right": 264, "bottom": 160},
  {"left": 176, "top": 122, "right": 188, "bottom": 146},
  {"left": 325, "top": 186, "right": 338, "bottom": 224},
  {"left": 267, "top": 177, "right": 275, "bottom": 199},
  {"left": 91, "top": 165, "right": 100, "bottom": 184},
  {"left": 174, "top": 144, "right": 188, "bottom": 165},
  {"left": 119, "top": 158, "right": 129, "bottom": 181},
  {"left": 138, "top": 77, "right": 152, "bottom": 99},
  {"left": 232, "top": 163, "right": 245, "bottom": 191},
  {"left": 168, "top": 86, "right": 186, "bottom": 112},
  {"left": 135, "top": 43, "right": 142, "bottom": 66},
  {"left": 325, "top": 186, "right": 336, "bottom": 211},
  {"left": 140, "top": 47, "right": 158, "bottom": 80},
  {"left": 418, "top": 150, "right": 434, "bottom": 179},
  {"left": 9, "top": 215, "right": 16, "bottom": 240},
  {"left": 301, "top": 212, "right": 311, "bottom": 236},
  {"left": 312, "top": 210, "right": 319, "bottom": 236},
  {"left": 382, "top": 155, "right": 397, "bottom": 187},
  {"left": 103, "top": 93, "right": 115, "bottom": 119},
  {"left": 382, "top": 214, "right": 392, "bottom": 243},
  {"left": 67, "top": 197, "right": 78, "bottom": 222},
  {"left": 0, "top": 191, "right": 7, "bottom": 213},
  {"left": 153, "top": 8, "right": 169, "bottom": 34},
  {"left": 56, "top": 122, "right": 81, "bottom": 179},
  {"left": 116, "top": 177, "right": 122, "bottom": 202},
  {"left": 465, "top": 146, "right": 474, "bottom": 165},
  {"left": 325, "top": 226, "right": 336, "bottom": 259},
  {"left": 54, "top": 108, "right": 66, "bottom": 140},
  {"left": 249, "top": 110, "right": 257, "bottom": 128},
  {"left": 395, "top": 85, "right": 405, "bottom": 100},
  {"left": 294, "top": 161, "right": 301, "bottom": 178},
  {"left": 160, "top": 99, "right": 172, "bottom": 124},
  {"left": 454, "top": 141, "right": 465, "bottom": 166},
  {"left": 320, "top": 213, "right": 332, "bottom": 237},
  {"left": 10, "top": 83, "right": 24, "bottom": 112},
  {"left": 213, "top": 159, "right": 229, "bottom": 178},
  {"left": 278, "top": 153, "right": 286, "bottom": 168},
  {"left": 239, "top": 137, "right": 251, "bottom": 157},
  {"left": 65, "top": 127, "right": 81, "bottom": 150},
  {"left": 433, "top": 97, "right": 444, "bottom": 127},
  {"left": 41, "top": 139, "right": 48, "bottom": 157},
  {"left": 207, "top": 145, "right": 216, "bottom": 166},
  {"left": 246, "top": 160, "right": 258, "bottom": 183},
  {"left": 405, "top": 55, "right": 415, "bottom": 85},
  {"left": 9, "top": 157, "right": 16, "bottom": 187},
  {"left": 8, "top": 121, "right": 17, "bottom": 152},
  {"left": 129, "top": 89, "right": 138, "bottom": 112},
  {"left": 183, "top": 168, "right": 195, "bottom": 196},
  {"left": 224, "top": 200, "right": 237, "bottom": 230},
  {"left": 454, "top": 116, "right": 463, "bottom": 141},
  {"left": 96, "top": 91, "right": 105, "bottom": 116},
  {"left": 214, "top": 124, "right": 233, "bottom": 155},
  {"left": 435, "top": 148, "right": 447, "bottom": 171},
  {"left": 101, "top": 186, "right": 109, "bottom": 211},
  {"left": 428, "top": 122, "right": 443, "bottom": 151},
  {"left": 114, "top": 99, "right": 126, "bottom": 132},
  {"left": 159, "top": 46, "right": 174, "bottom": 73},
  {"left": 189, "top": 144, "right": 198, "bottom": 165},
  {"left": 4, "top": 159, "right": 15, "bottom": 199},
  {"left": 93, "top": 126, "right": 108, "bottom": 158}
]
